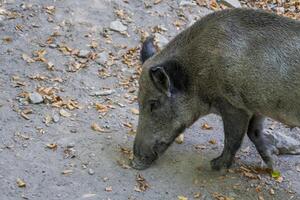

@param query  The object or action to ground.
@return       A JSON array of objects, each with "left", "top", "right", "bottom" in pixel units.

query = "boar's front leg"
[
  {"left": 247, "top": 115, "right": 278, "bottom": 170},
  {"left": 211, "top": 99, "right": 251, "bottom": 170}
]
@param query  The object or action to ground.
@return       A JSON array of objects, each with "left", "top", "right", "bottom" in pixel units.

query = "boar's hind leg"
[
  {"left": 211, "top": 99, "right": 251, "bottom": 170},
  {"left": 247, "top": 115, "right": 277, "bottom": 170}
]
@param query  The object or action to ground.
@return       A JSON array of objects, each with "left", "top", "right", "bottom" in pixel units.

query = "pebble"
[
  {"left": 219, "top": 0, "right": 241, "bottom": 8},
  {"left": 88, "top": 168, "right": 95, "bottom": 175},
  {"left": 95, "top": 52, "right": 109, "bottom": 65},
  {"left": 52, "top": 114, "right": 60, "bottom": 123},
  {"left": 90, "top": 89, "right": 115, "bottom": 96},
  {"left": 70, "top": 129, "right": 77, "bottom": 133},
  {"left": 28, "top": 92, "right": 44, "bottom": 104},
  {"left": 49, "top": 43, "right": 58, "bottom": 48},
  {"left": 109, "top": 20, "right": 127, "bottom": 33},
  {"left": 67, "top": 142, "right": 75, "bottom": 148},
  {"left": 179, "top": 0, "right": 196, "bottom": 6},
  {"left": 78, "top": 50, "right": 90, "bottom": 58},
  {"left": 265, "top": 130, "right": 300, "bottom": 155},
  {"left": 154, "top": 33, "right": 169, "bottom": 49}
]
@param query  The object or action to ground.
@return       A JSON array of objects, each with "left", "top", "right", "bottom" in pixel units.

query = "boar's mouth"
[
  {"left": 131, "top": 125, "right": 186, "bottom": 170},
  {"left": 131, "top": 141, "right": 172, "bottom": 170}
]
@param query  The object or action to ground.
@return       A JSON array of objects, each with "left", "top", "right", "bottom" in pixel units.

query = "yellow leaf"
[
  {"left": 17, "top": 178, "right": 26, "bottom": 187},
  {"left": 271, "top": 170, "right": 281, "bottom": 179},
  {"left": 178, "top": 196, "right": 188, "bottom": 200}
]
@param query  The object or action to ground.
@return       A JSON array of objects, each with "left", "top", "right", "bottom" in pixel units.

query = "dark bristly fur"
[{"left": 131, "top": 8, "right": 300, "bottom": 171}]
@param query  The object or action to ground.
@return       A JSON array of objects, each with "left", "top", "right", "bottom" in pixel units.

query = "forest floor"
[{"left": 0, "top": 0, "right": 300, "bottom": 200}]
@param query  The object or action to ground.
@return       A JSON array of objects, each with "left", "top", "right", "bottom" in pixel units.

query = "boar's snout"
[
  {"left": 131, "top": 139, "right": 158, "bottom": 170},
  {"left": 131, "top": 136, "right": 172, "bottom": 170}
]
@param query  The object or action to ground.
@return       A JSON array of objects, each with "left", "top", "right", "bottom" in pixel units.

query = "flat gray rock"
[
  {"left": 265, "top": 130, "right": 300, "bottom": 155},
  {"left": 109, "top": 20, "right": 127, "bottom": 33},
  {"left": 219, "top": 0, "right": 241, "bottom": 8},
  {"left": 78, "top": 50, "right": 90, "bottom": 58},
  {"left": 28, "top": 92, "right": 43, "bottom": 104},
  {"left": 154, "top": 33, "right": 169, "bottom": 49},
  {"left": 96, "top": 52, "right": 109, "bottom": 65},
  {"left": 90, "top": 89, "right": 115, "bottom": 96},
  {"left": 179, "top": 0, "right": 196, "bottom": 6}
]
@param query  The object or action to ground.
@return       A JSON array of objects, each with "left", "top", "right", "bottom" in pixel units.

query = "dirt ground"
[{"left": 1, "top": 0, "right": 300, "bottom": 200}]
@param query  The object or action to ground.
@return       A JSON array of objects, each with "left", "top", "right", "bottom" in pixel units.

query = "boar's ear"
[
  {"left": 150, "top": 60, "right": 188, "bottom": 97},
  {"left": 141, "top": 36, "right": 157, "bottom": 63}
]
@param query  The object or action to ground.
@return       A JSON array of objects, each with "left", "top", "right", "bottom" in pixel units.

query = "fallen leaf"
[
  {"left": 2, "top": 36, "right": 12, "bottom": 43},
  {"left": 46, "top": 143, "right": 57, "bottom": 150},
  {"left": 154, "top": 0, "right": 162, "bottom": 4},
  {"left": 243, "top": 171, "right": 258, "bottom": 179},
  {"left": 59, "top": 109, "right": 71, "bottom": 117},
  {"left": 131, "top": 108, "right": 139, "bottom": 115},
  {"left": 17, "top": 178, "right": 26, "bottom": 187},
  {"left": 177, "top": 196, "right": 188, "bottom": 200},
  {"left": 20, "top": 112, "right": 30, "bottom": 120},
  {"left": 91, "top": 123, "right": 106, "bottom": 132},
  {"left": 22, "top": 54, "right": 35, "bottom": 63},
  {"left": 209, "top": 139, "right": 217, "bottom": 145},
  {"left": 201, "top": 123, "right": 213, "bottom": 130},
  {"left": 258, "top": 195, "right": 264, "bottom": 200},
  {"left": 194, "top": 193, "right": 201, "bottom": 198},
  {"left": 95, "top": 103, "right": 109, "bottom": 113},
  {"left": 105, "top": 186, "right": 112, "bottom": 192},
  {"left": 135, "top": 174, "right": 149, "bottom": 192}
]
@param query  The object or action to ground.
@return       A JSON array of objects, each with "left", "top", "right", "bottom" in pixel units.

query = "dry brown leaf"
[
  {"left": 45, "top": 5, "right": 55, "bottom": 15},
  {"left": 59, "top": 109, "right": 71, "bottom": 117},
  {"left": 154, "top": 0, "right": 162, "bottom": 4},
  {"left": 91, "top": 123, "right": 107, "bottom": 132},
  {"left": 95, "top": 103, "right": 109, "bottom": 113},
  {"left": 135, "top": 174, "right": 149, "bottom": 192},
  {"left": 105, "top": 186, "right": 112, "bottom": 192},
  {"left": 46, "top": 143, "right": 57, "bottom": 150},
  {"left": 131, "top": 108, "right": 139, "bottom": 115},
  {"left": 201, "top": 123, "right": 213, "bottom": 130},
  {"left": 20, "top": 112, "right": 30, "bottom": 120},
  {"left": 209, "top": 139, "right": 217, "bottom": 145},
  {"left": 2, "top": 36, "right": 12, "bottom": 43}
]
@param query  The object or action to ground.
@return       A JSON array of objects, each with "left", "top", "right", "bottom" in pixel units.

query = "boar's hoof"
[
  {"left": 131, "top": 157, "right": 152, "bottom": 170},
  {"left": 210, "top": 155, "right": 233, "bottom": 171}
]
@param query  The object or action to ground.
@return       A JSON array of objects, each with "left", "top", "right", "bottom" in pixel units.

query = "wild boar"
[{"left": 131, "top": 8, "right": 300, "bottom": 171}]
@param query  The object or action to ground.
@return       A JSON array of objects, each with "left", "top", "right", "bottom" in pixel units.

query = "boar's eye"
[{"left": 149, "top": 100, "right": 160, "bottom": 112}]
